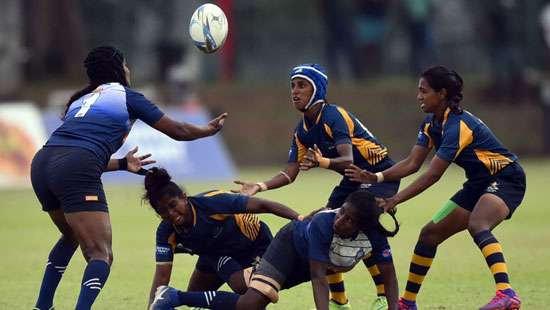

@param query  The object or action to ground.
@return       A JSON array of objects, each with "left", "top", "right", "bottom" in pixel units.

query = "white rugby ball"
[{"left": 189, "top": 3, "right": 228, "bottom": 53}]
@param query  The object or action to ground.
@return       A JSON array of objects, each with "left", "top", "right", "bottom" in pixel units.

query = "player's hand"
[
  {"left": 344, "top": 164, "right": 376, "bottom": 183},
  {"left": 207, "top": 112, "right": 228, "bottom": 135},
  {"left": 299, "top": 144, "right": 323, "bottom": 171},
  {"left": 379, "top": 196, "right": 398, "bottom": 213},
  {"left": 125, "top": 146, "right": 155, "bottom": 174},
  {"left": 232, "top": 180, "right": 260, "bottom": 196}
]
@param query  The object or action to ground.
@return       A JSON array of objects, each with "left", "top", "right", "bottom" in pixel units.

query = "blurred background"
[{"left": 2, "top": 0, "right": 550, "bottom": 185}]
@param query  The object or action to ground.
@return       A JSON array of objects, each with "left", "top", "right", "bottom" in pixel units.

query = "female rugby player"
[
  {"left": 31, "top": 46, "right": 228, "bottom": 310},
  {"left": 143, "top": 167, "right": 302, "bottom": 307},
  {"left": 233, "top": 64, "right": 399, "bottom": 310},
  {"left": 345, "top": 65, "right": 525, "bottom": 310}
]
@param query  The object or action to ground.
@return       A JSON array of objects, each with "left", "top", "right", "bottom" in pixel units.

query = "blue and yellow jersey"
[
  {"left": 416, "top": 107, "right": 517, "bottom": 180},
  {"left": 155, "top": 190, "right": 265, "bottom": 263},
  {"left": 46, "top": 82, "right": 164, "bottom": 165},
  {"left": 288, "top": 104, "right": 390, "bottom": 170}
]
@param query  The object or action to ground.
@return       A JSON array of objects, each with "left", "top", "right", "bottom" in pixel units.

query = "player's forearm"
[
  {"left": 148, "top": 267, "right": 171, "bottom": 306},
  {"left": 379, "top": 262, "right": 399, "bottom": 310},
  {"left": 381, "top": 158, "right": 421, "bottom": 181},
  {"left": 311, "top": 277, "right": 330, "bottom": 310},
  {"left": 106, "top": 158, "right": 126, "bottom": 172},
  {"left": 259, "top": 200, "right": 301, "bottom": 220},
  {"left": 326, "top": 157, "right": 352, "bottom": 174},
  {"left": 394, "top": 170, "right": 441, "bottom": 205}
]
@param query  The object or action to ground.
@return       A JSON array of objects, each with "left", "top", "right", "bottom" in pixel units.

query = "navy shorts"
[
  {"left": 254, "top": 223, "right": 311, "bottom": 290},
  {"left": 327, "top": 177, "right": 400, "bottom": 209},
  {"left": 31, "top": 146, "right": 108, "bottom": 213},
  {"left": 451, "top": 162, "right": 526, "bottom": 219},
  {"left": 196, "top": 222, "right": 272, "bottom": 275}
]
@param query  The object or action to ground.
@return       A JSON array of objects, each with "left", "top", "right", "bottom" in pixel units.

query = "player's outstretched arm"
[
  {"left": 148, "top": 263, "right": 173, "bottom": 307},
  {"left": 245, "top": 196, "right": 302, "bottom": 221},
  {"left": 106, "top": 146, "right": 155, "bottom": 174},
  {"left": 153, "top": 112, "right": 228, "bottom": 141},
  {"left": 378, "top": 262, "right": 399, "bottom": 310},
  {"left": 310, "top": 260, "right": 330, "bottom": 310},
  {"left": 232, "top": 163, "right": 299, "bottom": 195},
  {"left": 299, "top": 144, "right": 352, "bottom": 173}
]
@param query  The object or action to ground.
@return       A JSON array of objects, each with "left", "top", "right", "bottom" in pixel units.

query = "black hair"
[
  {"left": 421, "top": 65, "right": 464, "bottom": 115},
  {"left": 345, "top": 190, "right": 399, "bottom": 237},
  {"left": 63, "top": 46, "right": 128, "bottom": 116},
  {"left": 143, "top": 167, "right": 185, "bottom": 214}
]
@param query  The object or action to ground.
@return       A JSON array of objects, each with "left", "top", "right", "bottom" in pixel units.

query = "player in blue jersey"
[
  {"left": 143, "top": 167, "right": 303, "bottom": 307},
  {"left": 150, "top": 190, "right": 400, "bottom": 310},
  {"left": 345, "top": 66, "right": 526, "bottom": 310},
  {"left": 30, "top": 46, "right": 228, "bottom": 310},
  {"left": 233, "top": 64, "right": 399, "bottom": 310}
]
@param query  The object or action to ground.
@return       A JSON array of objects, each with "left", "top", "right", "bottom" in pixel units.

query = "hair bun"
[{"left": 144, "top": 167, "right": 172, "bottom": 192}]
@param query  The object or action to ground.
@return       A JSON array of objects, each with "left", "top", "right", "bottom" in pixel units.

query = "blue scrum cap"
[{"left": 290, "top": 64, "right": 328, "bottom": 110}]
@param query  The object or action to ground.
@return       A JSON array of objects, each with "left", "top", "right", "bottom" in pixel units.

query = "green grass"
[{"left": 1, "top": 159, "right": 549, "bottom": 309}]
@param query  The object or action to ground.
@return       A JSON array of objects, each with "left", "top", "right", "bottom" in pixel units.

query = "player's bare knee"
[
  {"left": 228, "top": 271, "right": 247, "bottom": 294},
  {"left": 79, "top": 240, "right": 111, "bottom": 263},
  {"left": 467, "top": 218, "right": 490, "bottom": 236},
  {"left": 418, "top": 224, "right": 441, "bottom": 246}
]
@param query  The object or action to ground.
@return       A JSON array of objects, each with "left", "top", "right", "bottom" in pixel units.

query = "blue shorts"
[
  {"left": 31, "top": 146, "right": 108, "bottom": 213},
  {"left": 451, "top": 162, "right": 526, "bottom": 219},
  {"left": 196, "top": 222, "right": 272, "bottom": 275},
  {"left": 327, "top": 177, "right": 400, "bottom": 209}
]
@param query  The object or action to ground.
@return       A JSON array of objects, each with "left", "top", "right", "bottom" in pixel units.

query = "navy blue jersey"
[
  {"left": 45, "top": 83, "right": 164, "bottom": 165},
  {"left": 292, "top": 209, "right": 391, "bottom": 269},
  {"left": 288, "top": 104, "right": 390, "bottom": 171},
  {"left": 155, "top": 190, "right": 266, "bottom": 263},
  {"left": 416, "top": 108, "right": 517, "bottom": 180}
]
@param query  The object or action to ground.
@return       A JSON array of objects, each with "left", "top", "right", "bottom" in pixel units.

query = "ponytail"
[
  {"left": 421, "top": 65, "right": 464, "bottom": 115},
  {"left": 143, "top": 167, "right": 185, "bottom": 213}
]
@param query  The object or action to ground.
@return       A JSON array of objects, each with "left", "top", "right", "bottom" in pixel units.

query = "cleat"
[
  {"left": 398, "top": 297, "right": 417, "bottom": 310},
  {"left": 329, "top": 300, "right": 352, "bottom": 310},
  {"left": 149, "top": 285, "right": 178, "bottom": 310},
  {"left": 371, "top": 296, "right": 388, "bottom": 310},
  {"left": 479, "top": 290, "right": 521, "bottom": 310}
]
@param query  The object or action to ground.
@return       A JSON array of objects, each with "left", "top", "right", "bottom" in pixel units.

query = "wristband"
[
  {"left": 279, "top": 171, "right": 292, "bottom": 184},
  {"left": 136, "top": 168, "right": 149, "bottom": 175},
  {"left": 118, "top": 158, "right": 128, "bottom": 171},
  {"left": 256, "top": 182, "right": 268, "bottom": 192},
  {"left": 318, "top": 157, "right": 330, "bottom": 169},
  {"left": 296, "top": 215, "right": 305, "bottom": 221},
  {"left": 375, "top": 172, "right": 384, "bottom": 183}
]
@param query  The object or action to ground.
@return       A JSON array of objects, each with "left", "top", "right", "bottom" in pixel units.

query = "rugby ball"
[{"left": 189, "top": 3, "right": 228, "bottom": 53}]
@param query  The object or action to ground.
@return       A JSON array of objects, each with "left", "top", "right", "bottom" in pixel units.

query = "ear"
[{"left": 438, "top": 88, "right": 448, "bottom": 100}]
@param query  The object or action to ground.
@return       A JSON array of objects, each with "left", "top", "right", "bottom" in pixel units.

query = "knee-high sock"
[
  {"left": 363, "top": 255, "right": 385, "bottom": 296},
  {"left": 175, "top": 290, "right": 239, "bottom": 309},
  {"left": 402, "top": 243, "right": 437, "bottom": 302},
  {"left": 327, "top": 273, "right": 348, "bottom": 305},
  {"left": 474, "top": 230, "right": 512, "bottom": 291},
  {"left": 75, "top": 260, "right": 110, "bottom": 310},
  {"left": 35, "top": 238, "right": 78, "bottom": 310}
]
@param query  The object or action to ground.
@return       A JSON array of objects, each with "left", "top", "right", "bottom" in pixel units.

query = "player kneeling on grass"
[
  {"left": 150, "top": 189, "right": 400, "bottom": 310},
  {"left": 143, "top": 167, "right": 303, "bottom": 308}
]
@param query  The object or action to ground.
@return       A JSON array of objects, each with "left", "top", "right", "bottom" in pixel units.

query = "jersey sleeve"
[
  {"left": 327, "top": 107, "right": 353, "bottom": 145},
  {"left": 416, "top": 117, "right": 433, "bottom": 148},
  {"left": 365, "top": 230, "right": 393, "bottom": 263},
  {"left": 125, "top": 87, "right": 165, "bottom": 126},
  {"left": 436, "top": 117, "right": 473, "bottom": 162},
  {"left": 288, "top": 130, "right": 307, "bottom": 163},
  {"left": 197, "top": 191, "right": 249, "bottom": 214},
  {"left": 155, "top": 221, "right": 175, "bottom": 263},
  {"left": 307, "top": 214, "right": 334, "bottom": 263}
]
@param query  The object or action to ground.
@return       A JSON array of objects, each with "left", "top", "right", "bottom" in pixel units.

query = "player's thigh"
[
  {"left": 64, "top": 210, "right": 112, "bottom": 263},
  {"left": 187, "top": 268, "right": 224, "bottom": 291},
  {"left": 468, "top": 194, "right": 509, "bottom": 234},
  {"left": 419, "top": 205, "right": 470, "bottom": 245},
  {"left": 48, "top": 209, "right": 78, "bottom": 246}
]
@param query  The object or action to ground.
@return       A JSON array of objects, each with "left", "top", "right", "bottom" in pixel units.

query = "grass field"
[{"left": 1, "top": 159, "right": 549, "bottom": 309}]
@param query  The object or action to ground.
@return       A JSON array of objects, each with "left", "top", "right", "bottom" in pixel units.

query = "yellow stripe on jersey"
[
  {"left": 323, "top": 123, "right": 333, "bottom": 139},
  {"left": 352, "top": 138, "right": 388, "bottom": 165},
  {"left": 210, "top": 214, "right": 230, "bottom": 221},
  {"left": 423, "top": 123, "right": 434, "bottom": 149},
  {"left": 454, "top": 120, "right": 473, "bottom": 160},
  {"left": 474, "top": 149, "right": 513, "bottom": 175},
  {"left": 204, "top": 190, "right": 231, "bottom": 197},
  {"left": 168, "top": 233, "right": 177, "bottom": 251},
  {"left": 295, "top": 133, "right": 307, "bottom": 163},
  {"left": 442, "top": 107, "right": 451, "bottom": 127},
  {"left": 234, "top": 214, "right": 261, "bottom": 240},
  {"left": 336, "top": 107, "right": 355, "bottom": 136}
]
